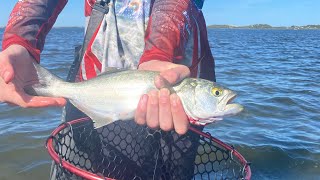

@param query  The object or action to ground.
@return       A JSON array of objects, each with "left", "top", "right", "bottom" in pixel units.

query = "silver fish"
[{"left": 25, "top": 63, "right": 243, "bottom": 128}]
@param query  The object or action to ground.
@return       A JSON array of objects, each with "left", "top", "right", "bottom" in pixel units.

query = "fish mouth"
[
  {"left": 223, "top": 93, "right": 244, "bottom": 116},
  {"left": 227, "top": 93, "right": 236, "bottom": 104},
  {"left": 189, "top": 91, "right": 243, "bottom": 125}
]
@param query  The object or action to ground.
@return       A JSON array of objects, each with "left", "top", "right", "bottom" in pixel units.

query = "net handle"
[
  {"left": 189, "top": 126, "right": 252, "bottom": 180},
  {"left": 47, "top": 117, "right": 114, "bottom": 180}
]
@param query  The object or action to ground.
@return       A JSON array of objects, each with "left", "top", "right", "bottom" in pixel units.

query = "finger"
[
  {"left": 146, "top": 90, "right": 159, "bottom": 129},
  {"left": 9, "top": 91, "right": 66, "bottom": 108},
  {"left": 170, "top": 94, "right": 189, "bottom": 135},
  {"left": 23, "top": 96, "right": 67, "bottom": 108},
  {"left": 135, "top": 94, "right": 148, "bottom": 125},
  {"left": 159, "top": 88, "right": 173, "bottom": 131},
  {"left": 0, "top": 59, "right": 14, "bottom": 84}
]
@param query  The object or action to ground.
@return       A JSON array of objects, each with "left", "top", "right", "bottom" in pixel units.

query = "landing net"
[{"left": 46, "top": 117, "right": 251, "bottom": 180}]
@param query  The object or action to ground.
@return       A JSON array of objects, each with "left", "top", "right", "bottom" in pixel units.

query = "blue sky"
[{"left": 0, "top": 0, "right": 319, "bottom": 27}]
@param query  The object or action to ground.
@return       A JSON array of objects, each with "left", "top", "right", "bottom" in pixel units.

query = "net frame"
[{"left": 46, "top": 117, "right": 251, "bottom": 180}]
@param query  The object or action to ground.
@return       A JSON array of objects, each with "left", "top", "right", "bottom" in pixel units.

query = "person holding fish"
[
  {"left": 0, "top": 0, "right": 217, "bottom": 134},
  {"left": 0, "top": 0, "right": 245, "bottom": 179}
]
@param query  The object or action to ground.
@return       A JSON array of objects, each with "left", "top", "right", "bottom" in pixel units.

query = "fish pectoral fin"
[
  {"left": 71, "top": 101, "right": 119, "bottom": 129},
  {"left": 92, "top": 111, "right": 135, "bottom": 129},
  {"left": 92, "top": 116, "right": 117, "bottom": 129},
  {"left": 119, "top": 110, "right": 135, "bottom": 120}
]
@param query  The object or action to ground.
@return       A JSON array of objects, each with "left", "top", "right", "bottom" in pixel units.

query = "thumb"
[
  {"left": 155, "top": 66, "right": 190, "bottom": 89},
  {"left": 0, "top": 59, "right": 14, "bottom": 84}
]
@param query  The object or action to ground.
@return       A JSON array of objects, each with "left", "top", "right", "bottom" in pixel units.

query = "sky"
[{"left": 0, "top": 0, "right": 319, "bottom": 27}]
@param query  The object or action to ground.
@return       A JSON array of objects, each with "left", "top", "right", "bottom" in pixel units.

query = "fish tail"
[{"left": 24, "top": 63, "right": 68, "bottom": 97}]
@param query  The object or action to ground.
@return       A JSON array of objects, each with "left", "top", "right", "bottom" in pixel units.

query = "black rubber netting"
[{"left": 48, "top": 119, "right": 249, "bottom": 180}]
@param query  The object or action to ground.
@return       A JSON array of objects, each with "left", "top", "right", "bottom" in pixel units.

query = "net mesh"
[{"left": 48, "top": 118, "right": 250, "bottom": 180}]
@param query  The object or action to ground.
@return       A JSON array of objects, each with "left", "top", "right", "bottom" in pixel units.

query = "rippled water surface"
[{"left": 0, "top": 28, "right": 319, "bottom": 180}]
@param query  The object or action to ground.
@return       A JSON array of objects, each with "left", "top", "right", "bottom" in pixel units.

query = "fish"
[{"left": 25, "top": 63, "right": 244, "bottom": 128}]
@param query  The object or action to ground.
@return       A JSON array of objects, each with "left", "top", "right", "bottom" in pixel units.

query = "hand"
[
  {"left": 135, "top": 60, "right": 190, "bottom": 135},
  {"left": 0, "top": 45, "right": 66, "bottom": 108}
]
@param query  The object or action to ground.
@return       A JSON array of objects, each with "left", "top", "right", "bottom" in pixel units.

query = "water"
[
  {"left": 0, "top": 28, "right": 319, "bottom": 179},
  {"left": 206, "top": 29, "right": 320, "bottom": 180}
]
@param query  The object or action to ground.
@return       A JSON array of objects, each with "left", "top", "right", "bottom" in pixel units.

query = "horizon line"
[{"left": 1, "top": 24, "right": 320, "bottom": 29}]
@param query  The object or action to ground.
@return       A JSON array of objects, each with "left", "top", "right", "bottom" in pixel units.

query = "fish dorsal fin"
[{"left": 97, "top": 67, "right": 129, "bottom": 76}]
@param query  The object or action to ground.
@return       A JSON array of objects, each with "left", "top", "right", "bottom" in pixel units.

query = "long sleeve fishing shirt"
[{"left": 2, "top": 0, "right": 215, "bottom": 81}]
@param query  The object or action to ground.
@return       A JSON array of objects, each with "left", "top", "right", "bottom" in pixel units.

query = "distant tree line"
[{"left": 207, "top": 24, "right": 320, "bottom": 30}]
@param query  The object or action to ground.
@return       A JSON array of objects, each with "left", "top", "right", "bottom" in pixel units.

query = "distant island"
[
  {"left": 207, "top": 24, "right": 320, "bottom": 30},
  {"left": 1, "top": 24, "right": 320, "bottom": 30}
]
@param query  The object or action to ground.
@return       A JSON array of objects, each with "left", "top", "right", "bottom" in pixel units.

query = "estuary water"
[{"left": 0, "top": 28, "right": 319, "bottom": 180}]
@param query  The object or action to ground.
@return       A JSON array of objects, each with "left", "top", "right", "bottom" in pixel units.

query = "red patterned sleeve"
[
  {"left": 139, "top": 0, "right": 192, "bottom": 64},
  {"left": 2, "top": 0, "right": 68, "bottom": 62}
]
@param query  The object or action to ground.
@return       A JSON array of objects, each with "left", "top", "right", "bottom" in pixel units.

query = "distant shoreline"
[
  {"left": 207, "top": 24, "right": 320, "bottom": 30},
  {"left": 1, "top": 24, "right": 320, "bottom": 30}
]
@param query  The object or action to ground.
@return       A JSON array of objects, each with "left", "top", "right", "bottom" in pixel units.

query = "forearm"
[
  {"left": 139, "top": 0, "right": 191, "bottom": 64},
  {"left": 2, "top": 0, "right": 67, "bottom": 62}
]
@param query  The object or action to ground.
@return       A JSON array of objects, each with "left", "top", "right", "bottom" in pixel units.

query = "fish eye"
[{"left": 211, "top": 87, "right": 223, "bottom": 97}]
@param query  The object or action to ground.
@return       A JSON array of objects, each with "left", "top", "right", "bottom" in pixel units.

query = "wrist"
[
  {"left": 138, "top": 60, "right": 189, "bottom": 72},
  {"left": 5, "top": 44, "right": 28, "bottom": 55},
  {"left": 138, "top": 60, "right": 173, "bottom": 71},
  {"left": 4, "top": 44, "right": 36, "bottom": 62},
  {"left": 2, "top": 35, "right": 40, "bottom": 62}
]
